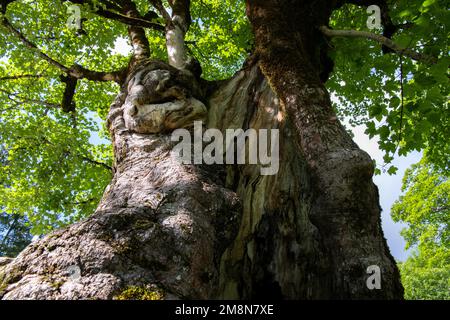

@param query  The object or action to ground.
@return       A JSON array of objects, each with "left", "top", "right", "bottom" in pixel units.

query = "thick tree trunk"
[{"left": 0, "top": 0, "right": 403, "bottom": 300}]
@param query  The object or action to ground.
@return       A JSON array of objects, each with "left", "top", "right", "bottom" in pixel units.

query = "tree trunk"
[{"left": 0, "top": 0, "right": 403, "bottom": 300}]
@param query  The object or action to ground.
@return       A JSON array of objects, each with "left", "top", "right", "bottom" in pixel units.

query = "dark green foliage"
[{"left": 0, "top": 212, "right": 32, "bottom": 257}]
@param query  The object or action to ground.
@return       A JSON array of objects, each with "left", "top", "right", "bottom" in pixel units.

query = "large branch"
[
  {"left": 106, "top": 0, "right": 151, "bottom": 63},
  {"left": 68, "top": 64, "right": 125, "bottom": 82},
  {"left": 319, "top": 26, "right": 437, "bottom": 64},
  {"left": 149, "top": 0, "right": 171, "bottom": 24},
  {"left": 162, "top": 0, "right": 192, "bottom": 69},
  {"left": 168, "top": 0, "right": 191, "bottom": 30}
]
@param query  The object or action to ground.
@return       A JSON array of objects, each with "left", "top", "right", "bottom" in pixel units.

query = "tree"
[
  {"left": 0, "top": 145, "right": 32, "bottom": 258},
  {"left": 398, "top": 245, "right": 450, "bottom": 300},
  {"left": 0, "top": 213, "right": 32, "bottom": 257},
  {"left": 392, "top": 155, "right": 449, "bottom": 299},
  {"left": 0, "top": 0, "right": 447, "bottom": 299}
]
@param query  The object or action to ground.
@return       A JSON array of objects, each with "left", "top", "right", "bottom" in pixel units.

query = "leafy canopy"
[
  {"left": 392, "top": 155, "right": 449, "bottom": 299},
  {"left": 392, "top": 155, "right": 448, "bottom": 250},
  {"left": 327, "top": 0, "right": 449, "bottom": 174}
]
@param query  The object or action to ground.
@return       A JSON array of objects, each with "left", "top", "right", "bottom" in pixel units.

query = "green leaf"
[
  {"left": 422, "top": 0, "right": 437, "bottom": 7},
  {"left": 387, "top": 165, "right": 398, "bottom": 175}
]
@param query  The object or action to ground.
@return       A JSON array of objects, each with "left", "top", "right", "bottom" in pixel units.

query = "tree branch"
[
  {"left": 59, "top": 74, "right": 77, "bottom": 113},
  {"left": 169, "top": 0, "right": 191, "bottom": 31},
  {"left": 79, "top": 155, "right": 112, "bottom": 171},
  {"left": 68, "top": 64, "right": 125, "bottom": 83},
  {"left": 0, "top": 74, "right": 43, "bottom": 81},
  {"left": 87, "top": 7, "right": 165, "bottom": 31},
  {"left": 1, "top": 16, "right": 125, "bottom": 82},
  {"left": 334, "top": 0, "right": 414, "bottom": 54},
  {"left": 149, "top": 0, "right": 171, "bottom": 25},
  {"left": 1, "top": 16, "right": 70, "bottom": 72},
  {"left": 0, "top": 88, "right": 61, "bottom": 109},
  {"left": 119, "top": 0, "right": 151, "bottom": 62},
  {"left": 163, "top": 0, "right": 192, "bottom": 69},
  {"left": 319, "top": 26, "right": 437, "bottom": 64},
  {"left": 66, "top": 0, "right": 165, "bottom": 32}
]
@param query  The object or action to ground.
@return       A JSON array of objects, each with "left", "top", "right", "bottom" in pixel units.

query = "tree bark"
[{"left": 0, "top": 0, "right": 403, "bottom": 300}]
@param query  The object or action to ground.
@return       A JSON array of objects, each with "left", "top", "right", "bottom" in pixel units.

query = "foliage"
[
  {"left": 327, "top": 0, "right": 449, "bottom": 174},
  {"left": 0, "top": 143, "right": 31, "bottom": 256},
  {"left": 0, "top": 211, "right": 32, "bottom": 257},
  {"left": 392, "top": 155, "right": 449, "bottom": 249},
  {"left": 0, "top": 0, "right": 122, "bottom": 235},
  {"left": 398, "top": 243, "right": 449, "bottom": 300},
  {"left": 392, "top": 155, "right": 449, "bottom": 299},
  {"left": 188, "top": 0, "right": 252, "bottom": 80}
]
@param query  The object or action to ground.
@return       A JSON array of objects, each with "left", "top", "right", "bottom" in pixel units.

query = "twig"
[
  {"left": 1, "top": 16, "right": 69, "bottom": 72},
  {"left": 396, "top": 55, "right": 404, "bottom": 153},
  {"left": 0, "top": 74, "right": 44, "bottom": 81}
]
